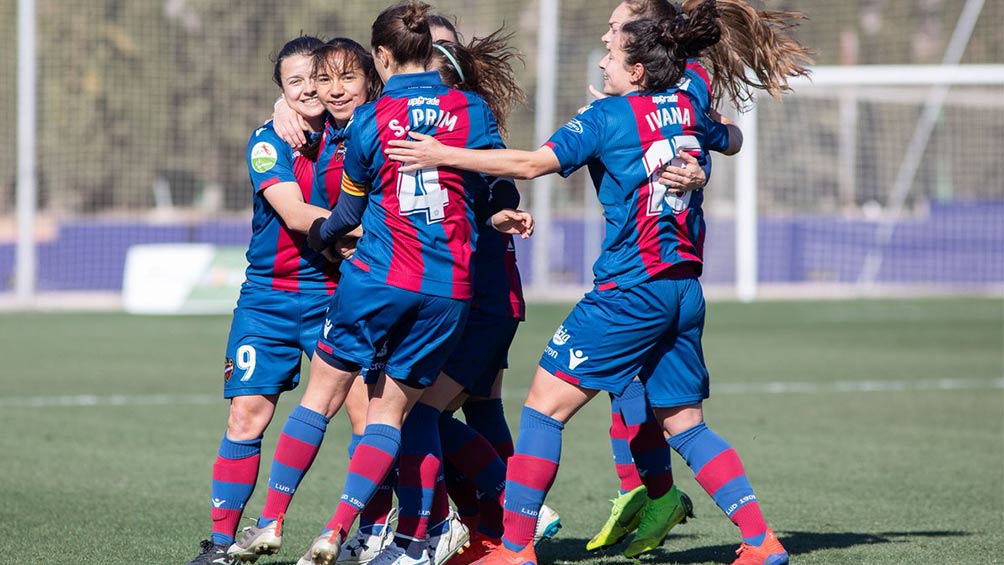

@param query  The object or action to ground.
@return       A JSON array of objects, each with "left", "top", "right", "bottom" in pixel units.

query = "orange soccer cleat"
[
  {"left": 731, "top": 529, "right": 788, "bottom": 565},
  {"left": 446, "top": 532, "right": 501, "bottom": 565},
  {"left": 468, "top": 543, "right": 537, "bottom": 565}
]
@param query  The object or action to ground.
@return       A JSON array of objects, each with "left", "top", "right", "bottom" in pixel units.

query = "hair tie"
[{"left": 433, "top": 43, "right": 466, "bottom": 84}]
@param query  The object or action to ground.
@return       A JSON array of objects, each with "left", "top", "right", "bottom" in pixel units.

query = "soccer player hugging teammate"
[
  {"left": 220, "top": 38, "right": 383, "bottom": 565},
  {"left": 185, "top": 35, "right": 355, "bottom": 565},
  {"left": 586, "top": 0, "right": 812, "bottom": 560},
  {"left": 385, "top": 1, "right": 811, "bottom": 563},
  {"left": 293, "top": 2, "right": 531, "bottom": 565}
]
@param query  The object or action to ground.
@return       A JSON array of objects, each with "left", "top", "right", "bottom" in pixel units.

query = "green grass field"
[{"left": 1, "top": 297, "right": 1001, "bottom": 565}]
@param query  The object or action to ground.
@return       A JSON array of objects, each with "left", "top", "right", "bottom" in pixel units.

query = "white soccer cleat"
[
  {"left": 428, "top": 509, "right": 470, "bottom": 565},
  {"left": 533, "top": 504, "right": 562, "bottom": 545},
  {"left": 229, "top": 515, "right": 283, "bottom": 562},
  {"left": 337, "top": 525, "right": 395, "bottom": 564},
  {"left": 297, "top": 531, "right": 344, "bottom": 565},
  {"left": 366, "top": 543, "right": 430, "bottom": 565}
]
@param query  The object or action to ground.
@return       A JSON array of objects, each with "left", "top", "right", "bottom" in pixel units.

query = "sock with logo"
[
  {"left": 258, "top": 405, "right": 328, "bottom": 526},
  {"left": 210, "top": 435, "right": 262, "bottom": 546},
  {"left": 325, "top": 424, "right": 401, "bottom": 540},
  {"left": 440, "top": 412, "right": 507, "bottom": 537},
  {"left": 394, "top": 403, "right": 443, "bottom": 557},
  {"left": 502, "top": 407, "right": 563, "bottom": 552},
  {"left": 668, "top": 422, "right": 768, "bottom": 545},
  {"left": 462, "top": 398, "right": 514, "bottom": 460},
  {"left": 346, "top": 433, "right": 395, "bottom": 535},
  {"left": 619, "top": 380, "right": 674, "bottom": 499}
]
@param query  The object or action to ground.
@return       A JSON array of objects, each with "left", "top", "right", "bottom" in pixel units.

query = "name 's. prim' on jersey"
[
  {"left": 340, "top": 70, "right": 505, "bottom": 300},
  {"left": 545, "top": 87, "right": 730, "bottom": 291},
  {"left": 245, "top": 122, "right": 339, "bottom": 293}
]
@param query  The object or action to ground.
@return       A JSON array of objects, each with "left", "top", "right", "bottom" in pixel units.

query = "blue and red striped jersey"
[
  {"left": 340, "top": 71, "right": 505, "bottom": 300},
  {"left": 244, "top": 122, "right": 338, "bottom": 293},
  {"left": 314, "top": 118, "right": 349, "bottom": 201},
  {"left": 545, "top": 88, "right": 730, "bottom": 291}
]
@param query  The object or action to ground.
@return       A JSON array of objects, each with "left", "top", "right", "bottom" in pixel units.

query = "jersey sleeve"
[
  {"left": 544, "top": 102, "right": 606, "bottom": 178},
  {"left": 340, "top": 105, "right": 379, "bottom": 194},
  {"left": 703, "top": 115, "right": 731, "bottom": 154},
  {"left": 247, "top": 126, "right": 296, "bottom": 192}
]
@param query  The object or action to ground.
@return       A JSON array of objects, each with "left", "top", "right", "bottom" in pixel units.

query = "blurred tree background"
[{"left": 0, "top": 0, "right": 1001, "bottom": 216}]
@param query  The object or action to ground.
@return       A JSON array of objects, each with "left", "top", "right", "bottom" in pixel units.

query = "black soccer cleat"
[{"left": 185, "top": 539, "right": 239, "bottom": 565}]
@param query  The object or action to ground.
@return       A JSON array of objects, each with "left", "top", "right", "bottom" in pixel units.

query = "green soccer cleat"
[
  {"left": 623, "top": 485, "right": 694, "bottom": 559},
  {"left": 584, "top": 486, "right": 649, "bottom": 552}
]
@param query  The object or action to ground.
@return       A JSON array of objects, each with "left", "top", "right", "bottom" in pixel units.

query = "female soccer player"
[
  {"left": 587, "top": 0, "right": 811, "bottom": 558},
  {"left": 184, "top": 35, "right": 342, "bottom": 565},
  {"left": 223, "top": 37, "right": 383, "bottom": 565},
  {"left": 293, "top": 3, "right": 530, "bottom": 565},
  {"left": 385, "top": 3, "right": 792, "bottom": 564}
]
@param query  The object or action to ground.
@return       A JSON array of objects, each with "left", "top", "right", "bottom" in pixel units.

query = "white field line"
[{"left": 0, "top": 377, "right": 1000, "bottom": 409}]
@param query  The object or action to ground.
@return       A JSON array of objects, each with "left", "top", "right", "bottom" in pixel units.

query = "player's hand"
[
  {"left": 307, "top": 217, "right": 327, "bottom": 252},
  {"left": 320, "top": 247, "right": 341, "bottom": 263},
  {"left": 385, "top": 132, "right": 447, "bottom": 172},
  {"left": 658, "top": 150, "right": 705, "bottom": 194},
  {"left": 273, "top": 98, "right": 308, "bottom": 149},
  {"left": 588, "top": 84, "right": 608, "bottom": 101},
  {"left": 335, "top": 236, "right": 358, "bottom": 260},
  {"left": 491, "top": 209, "right": 534, "bottom": 239}
]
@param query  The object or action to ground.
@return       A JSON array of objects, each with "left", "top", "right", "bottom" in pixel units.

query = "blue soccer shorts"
[
  {"left": 316, "top": 263, "right": 469, "bottom": 389},
  {"left": 537, "top": 274, "right": 709, "bottom": 408},
  {"left": 223, "top": 282, "right": 331, "bottom": 399},
  {"left": 441, "top": 309, "right": 520, "bottom": 397}
]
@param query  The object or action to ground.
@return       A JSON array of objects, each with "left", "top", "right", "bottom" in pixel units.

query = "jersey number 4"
[
  {"left": 397, "top": 167, "right": 448, "bottom": 223},
  {"left": 642, "top": 135, "right": 700, "bottom": 216}
]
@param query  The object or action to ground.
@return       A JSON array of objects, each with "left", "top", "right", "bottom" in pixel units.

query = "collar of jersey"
[{"left": 383, "top": 70, "right": 444, "bottom": 93}]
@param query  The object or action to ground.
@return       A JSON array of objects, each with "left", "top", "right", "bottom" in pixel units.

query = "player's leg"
[
  {"left": 585, "top": 389, "right": 652, "bottom": 552},
  {"left": 494, "top": 365, "right": 597, "bottom": 562},
  {"left": 305, "top": 289, "right": 468, "bottom": 564},
  {"left": 649, "top": 278, "right": 786, "bottom": 565},
  {"left": 337, "top": 374, "right": 398, "bottom": 565},
  {"left": 619, "top": 377, "right": 693, "bottom": 559},
  {"left": 187, "top": 288, "right": 301, "bottom": 565}
]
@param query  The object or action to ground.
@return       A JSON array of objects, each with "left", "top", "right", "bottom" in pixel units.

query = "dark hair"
[
  {"left": 622, "top": 0, "right": 675, "bottom": 19},
  {"left": 427, "top": 13, "right": 460, "bottom": 42},
  {"left": 272, "top": 35, "right": 325, "bottom": 87},
  {"left": 371, "top": 1, "right": 433, "bottom": 69},
  {"left": 312, "top": 37, "right": 383, "bottom": 102},
  {"left": 432, "top": 30, "right": 525, "bottom": 138},
  {"left": 620, "top": 1, "right": 721, "bottom": 93},
  {"left": 684, "top": 0, "right": 813, "bottom": 108}
]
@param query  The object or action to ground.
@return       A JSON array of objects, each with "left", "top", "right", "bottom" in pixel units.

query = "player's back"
[
  {"left": 341, "top": 70, "right": 504, "bottom": 300},
  {"left": 245, "top": 122, "right": 337, "bottom": 293},
  {"left": 546, "top": 89, "right": 730, "bottom": 291}
]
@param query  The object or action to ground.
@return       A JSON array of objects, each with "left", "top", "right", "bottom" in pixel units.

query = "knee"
[{"left": 227, "top": 398, "right": 274, "bottom": 440}]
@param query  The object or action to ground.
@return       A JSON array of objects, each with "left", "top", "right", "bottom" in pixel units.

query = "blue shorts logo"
[
  {"left": 552, "top": 325, "right": 571, "bottom": 346},
  {"left": 569, "top": 349, "right": 589, "bottom": 370}
]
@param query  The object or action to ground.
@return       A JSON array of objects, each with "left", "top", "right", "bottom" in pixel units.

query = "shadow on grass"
[{"left": 536, "top": 530, "right": 973, "bottom": 563}]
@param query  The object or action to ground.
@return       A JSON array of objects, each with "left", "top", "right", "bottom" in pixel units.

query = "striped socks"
[
  {"left": 259, "top": 405, "right": 329, "bottom": 526},
  {"left": 210, "top": 435, "right": 262, "bottom": 546},
  {"left": 501, "top": 407, "right": 563, "bottom": 552}
]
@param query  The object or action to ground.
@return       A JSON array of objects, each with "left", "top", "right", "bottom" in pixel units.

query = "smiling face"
[
  {"left": 599, "top": 32, "right": 643, "bottom": 96},
  {"left": 279, "top": 54, "right": 324, "bottom": 122},
  {"left": 315, "top": 52, "right": 371, "bottom": 127}
]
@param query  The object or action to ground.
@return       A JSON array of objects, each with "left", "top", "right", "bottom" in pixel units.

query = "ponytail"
[
  {"left": 621, "top": 0, "right": 721, "bottom": 93},
  {"left": 371, "top": 0, "right": 433, "bottom": 68}
]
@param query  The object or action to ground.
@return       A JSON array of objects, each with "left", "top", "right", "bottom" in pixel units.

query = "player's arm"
[
  {"left": 271, "top": 97, "right": 309, "bottom": 149},
  {"left": 307, "top": 175, "right": 368, "bottom": 251},
  {"left": 262, "top": 182, "right": 332, "bottom": 233},
  {"left": 386, "top": 132, "right": 561, "bottom": 180}
]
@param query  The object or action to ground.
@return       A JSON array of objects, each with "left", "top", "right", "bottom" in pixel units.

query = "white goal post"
[{"left": 733, "top": 64, "right": 1004, "bottom": 301}]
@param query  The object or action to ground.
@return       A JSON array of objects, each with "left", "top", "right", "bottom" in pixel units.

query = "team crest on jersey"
[
  {"left": 251, "top": 142, "right": 278, "bottom": 173},
  {"left": 224, "top": 357, "right": 235, "bottom": 381},
  {"left": 562, "top": 119, "right": 584, "bottom": 134}
]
